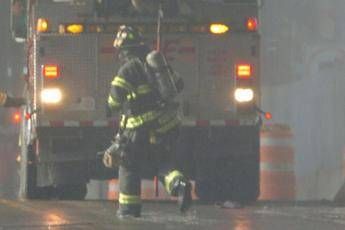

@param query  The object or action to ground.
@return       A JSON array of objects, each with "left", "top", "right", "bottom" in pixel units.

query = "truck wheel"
[
  {"left": 56, "top": 184, "right": 87, "bottom": 200},
  {"left": 194, "top": 178, "right": 218, "bottom": 202},
  {"left": 194, "top": 157, "right": 219, "bottom": 202}
]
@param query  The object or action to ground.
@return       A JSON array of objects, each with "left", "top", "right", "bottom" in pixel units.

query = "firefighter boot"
[
  {"left": 175, "top": 180, "right": 192, "bottom": 213},
  {"left": 116, "top": 205, "right": 141, "bottom": 219}
]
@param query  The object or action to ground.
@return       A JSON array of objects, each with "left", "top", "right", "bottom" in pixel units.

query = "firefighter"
[
  {"left": 0, "top": 91, "right": 25, "bottom": 108},
  {"left": 103, "top": 25, "right": 191, "bottom": 218}
]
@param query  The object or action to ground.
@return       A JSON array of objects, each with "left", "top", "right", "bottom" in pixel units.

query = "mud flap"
[{"left": 191, "top": 125, "right": 260, "bottom": 203}]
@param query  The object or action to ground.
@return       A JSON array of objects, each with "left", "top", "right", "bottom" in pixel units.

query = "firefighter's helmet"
[{"left": 113, "top": 25, "right": 144, "bottom": 49}]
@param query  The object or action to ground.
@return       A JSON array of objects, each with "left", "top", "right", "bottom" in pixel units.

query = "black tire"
[
  {"left": 55, "top": 184, "right": 87, "bottom": 200},
  {"left": 194, "top": 156, "right": 218, "bottom": 202}
]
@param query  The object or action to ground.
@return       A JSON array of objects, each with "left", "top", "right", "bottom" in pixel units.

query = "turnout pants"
[{"left": 118, "top": 126, "right": 186, "bottom": 216}]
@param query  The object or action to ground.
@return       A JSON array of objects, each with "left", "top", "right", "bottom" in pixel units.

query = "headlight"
[
  {"left": 41, "top": 88, "right": 62, "bottom": 104},
  {"left": 234, "top": 88, "right": 254, "bottom": 103}
]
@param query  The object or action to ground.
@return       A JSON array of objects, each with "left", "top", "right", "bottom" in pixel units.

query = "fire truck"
[{"left": 11, "top": 0, "right": 263, "bottom": 202}]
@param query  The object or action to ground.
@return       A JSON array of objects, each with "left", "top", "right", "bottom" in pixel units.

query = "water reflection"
[
  {"left": 234, "top": 212, "right": 252, "bottom": 230},
  {"left": 45, "top": 212, "right": 68, "bottom": 226}
]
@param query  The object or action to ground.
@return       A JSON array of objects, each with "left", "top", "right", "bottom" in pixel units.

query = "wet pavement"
[{"left": 0, "top": 199, "right": 345, "bottom": 229}]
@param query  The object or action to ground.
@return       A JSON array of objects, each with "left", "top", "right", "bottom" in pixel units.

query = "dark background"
[{"left": 0, "top": 0, "right": 24, "bottom": 198}]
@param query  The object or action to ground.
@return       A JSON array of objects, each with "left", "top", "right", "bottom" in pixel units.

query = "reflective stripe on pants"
[
  {"left": 119, "top": 193, "right": 141, "bottom": 205},
  {"left": 164, "top": 170, "right": 184, "bottom": 194}
]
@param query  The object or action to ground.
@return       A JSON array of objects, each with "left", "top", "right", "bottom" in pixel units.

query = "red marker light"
[
  {"left": 42, "top": 64, "right": 60, "bottom": 79},
  {"left": 25, "top": 112, "right": 31, "bottom": 120},
  {"left": 246, "top": 17, "right": 258, "bottom": 31},
  {"left": 265, "top": 112, "right": 272, "bottom": 120}
]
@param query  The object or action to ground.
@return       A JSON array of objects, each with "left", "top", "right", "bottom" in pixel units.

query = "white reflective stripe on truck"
[{"left": 39, "top": 119, "right": 258, "bottom": 127}]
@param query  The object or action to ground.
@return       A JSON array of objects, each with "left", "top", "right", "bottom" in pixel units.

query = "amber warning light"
[
  {"left": 209, "top": 23, "right": 229, "bottom": 34},
  {"left": 37, "top": 18, "right": 49, "bottom": 33},
  {"left": 236, "top": 64, "right": 252, "bottom": 79},
  {"left": 66, "top": 24, "right": 84, "bottom": 34},
  {"left": 42, "top": 65, "right": 60, "bottom": 79}
]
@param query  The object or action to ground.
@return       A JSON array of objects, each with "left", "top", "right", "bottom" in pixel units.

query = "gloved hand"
[
  {"left": 102, "top": 150, "right": 120, "bottom": 168},
  {"left": 102, "top": 134, "right": 126, "bottom": 168}
]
